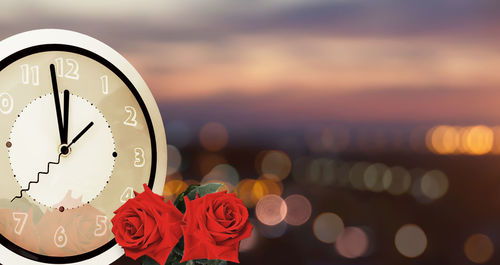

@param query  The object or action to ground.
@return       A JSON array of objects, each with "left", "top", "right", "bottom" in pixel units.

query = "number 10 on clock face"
[{"left": 0, "top": 48, "right": 155, "bottom": 258}]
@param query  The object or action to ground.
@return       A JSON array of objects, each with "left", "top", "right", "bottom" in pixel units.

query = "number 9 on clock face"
[{"left": 0, "top": 30, "right": 167, "bottom": 264}]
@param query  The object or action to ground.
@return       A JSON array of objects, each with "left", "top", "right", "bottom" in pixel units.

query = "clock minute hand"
[
  {"left": 68, "top": 122, "right": 94, "bottom": 149},
  {"left": 63, "top": 90, "right": 70, "bottom": 145},
  {"left": 50, "top": 64, "right": 66, "bottom": 145}
]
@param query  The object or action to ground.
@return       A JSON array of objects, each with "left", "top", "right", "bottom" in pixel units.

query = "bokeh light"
[
  {"left": 363, "top": 163, "right": 388, "bottom": 192},
  {"left": 385, "top": 166, "right": 412, "bottom": 195},
  {"left": 255, "top": 194, "right": 287, "bottom": 226},
  {"left": 427, "top": 125, "right": 494, "bottom": 155},
  {"left": 166, "top": 144, "right": 182, "bottom": 175},
  {"left": 421, "top": 170, "right": 449, "bottom": 200},
  {"left": 313, "top": 212, "right": 344, "bottom": 244},
  {"left": 395, "top": 224, "right": 427, "bottom": 258},
  {"left": 199, "top": 122, "right": 229, "bottom": 152},
  {"left": 284, "top": 194, "right": 312, "bottom": 226},
  {"left": 198, "top": 153, "right": 227, "bottom": 176},
  {"left": 306, "top": 158, "right": 335, "bottom": 185},
  {"left": 259, "top": 150, "right": 292, "bottom": 180},
  {"left": 349, "top": 162, "right": 369, "bottom": 190},
  {"left": 466, "top": 126, "right": 494, "bottom": 155},
  {"left": 163, "top": 180, "right": 188, "bottom": 202},
  {"left": 335, "top": 227, "right": 369, "bottom": 259},
  {"left": 464, "top": 233, "right": 494, "bottom": 264},
  {"left": 201, "top": 164, "right": 239, "bottom": 192},
  {"left": 427, "top": 125, "right": 460, "bottom": 154}
]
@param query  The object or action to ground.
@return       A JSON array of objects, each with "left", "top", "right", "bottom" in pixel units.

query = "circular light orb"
[
  {"left": 198, "top": 153, "right": 227, "bottom": 176},
  {"left": 199, "top": 122, "right": 229, "bottom": 152},
  {"left": 335, "top": 227, "right": 369, "bottom": 259},
  {"left": 428, "top": 125, "right": 460, "bottom": 154},
  {"left": 349, "top": 162, "right": 370, "bottom": 190},
  {"left": 202, "top": 164, "right": 239, "bottom": 187},
  {"left": 464, "top": 233, "right": 494, "bottom": 264},
  {"left": 255, "top": 194, "right": 287, "bottom": 226},
  {"left": 385, "top": 166, "right": 412, "bottom": 195},
  {"left": 363, "top": 163, "right": 388, "bottom": 192},
  {"left": 421, "top": 170, "right": 449, "bottom": 200},
  {"left": 465, "top": 125, "right": 494, "bottom": 155},
  {"left": 166, "top": 145, "right": 182, "bottom": 175},
  {"left": 260, "top": 150, "right": 292, "bottom": 180},
  {"left": 163, "top": 180, "right": 188, "bottom": 202},
  {"left": 313, "top": 212, "right": 344, "bottom": 244},
  {"left": 284, "top": 194, "right": 312, "bottom": 226},
  {"left": 395, "top": 224, "right": 427, "bottom": 258}
]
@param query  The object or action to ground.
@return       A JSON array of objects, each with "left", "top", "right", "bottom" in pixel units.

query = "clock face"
[{"left": 0, "top": 45, "right": 158, "bottom": 262}]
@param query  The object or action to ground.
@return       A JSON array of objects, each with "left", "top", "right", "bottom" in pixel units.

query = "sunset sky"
[{"left": 2, "top": 0, "right": 500, "bottom": 126}]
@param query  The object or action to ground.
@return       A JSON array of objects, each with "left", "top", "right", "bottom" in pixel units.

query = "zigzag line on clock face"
[{"left": 11, "top": 153, "right": 63, "bottom": 203}]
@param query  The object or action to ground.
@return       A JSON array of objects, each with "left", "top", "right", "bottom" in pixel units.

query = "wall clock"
[{"left": 0, "top": 29, "right": 167, "bottom": 264}]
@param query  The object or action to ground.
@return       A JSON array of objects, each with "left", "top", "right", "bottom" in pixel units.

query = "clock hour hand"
[{"left": 50, "top": 64, "right": 66, "bottom": 145}]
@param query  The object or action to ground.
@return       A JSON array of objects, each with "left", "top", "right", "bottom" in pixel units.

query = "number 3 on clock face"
[{"left": 0, "top": 30, "right": 167, "bottom": 265}]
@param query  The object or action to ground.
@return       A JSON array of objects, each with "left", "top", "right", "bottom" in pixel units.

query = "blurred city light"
[
  {"left": 427, "top": 125, "right": 495, "bottom": 155},
  {"left": 198, "top": 152, "right": 227, "bottom": 176},
  {"left": 394, "top": 224, "right": 427, "bottom": 258},
  {"left": 349, "top": 162, "right": 369, "bottom": 190},
  {"left": 420, "top": 170, "right": 449, "bottom": 200},
  {"left": 284, "top": 194, "right": 312, "bottom": 226},
  {"left": 259, "top": 150, "right": 292, "bottom": 180},
  {"left": 313, "top": 212, "right": 344, "bottom": 244},
  {"left": 464, "top": 233, "right": 494, "bottom": 264},
  {"left": 335, "top": 227, "right": 369, "bottom": 259},
  {"left": 385, "top": 166, "right": 412, "bottom": 195},
  {"left": 363, "top": 163, "right": 388, "bottom": 192},
  {"left": 166, "top": 144, "right": 182, "bottom": 175},
  {"left": 199, "top": 122, "right": 229, "bottom": 152},
  {"left": 255, "top": 194, "right": 287, "bottom": 226},
  {"left": 163, "top": 180, "right": 188, "bottom": 202},
  {"left": 201, "top": 164, "right": 239, "bottom": 192}
]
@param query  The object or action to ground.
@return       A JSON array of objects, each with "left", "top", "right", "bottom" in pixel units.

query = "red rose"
[
  {"left": 181, "top": 191, "right": 253, "bottom": 263},
  {"left": 111, "top": 184, "right": 183, "bottom": 265}
]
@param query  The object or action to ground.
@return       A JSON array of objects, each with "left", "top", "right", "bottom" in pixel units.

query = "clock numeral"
[
  {"left": 134, "top": 147, "right": 145, "bottom": 167},
  {"left": 100, "top": 75, "right": 109, "bottom": 94},
  {"left": 54, "top": 226, "right": 68, "bottom": 248},
  {"left": 94, "top": 215, "right": 108, "bottom": 236},
  {"left": 0, "top": 92, "right": 13, "bottom": 114},
  {"left": 124, "top": 106, "right": 138, "bottom": 127},
  {"left": 20, "top": 64, "right": 39, "bottom": 86},
  {"left": 55, "top": 57, "right": 80, "bottom": 80},
  {"left": 120, "top": 187, "right": 135, "bottom": 203},
  {"left": 12, "top": 212, "right": 28, "bottom": 235}
]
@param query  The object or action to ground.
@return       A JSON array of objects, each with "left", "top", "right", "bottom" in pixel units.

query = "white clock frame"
[{"left": 0, "top": 29, "right": 167, "bottom": 265}]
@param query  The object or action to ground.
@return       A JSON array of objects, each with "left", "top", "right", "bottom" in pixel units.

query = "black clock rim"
[{"left": 0, "top": 44, "right": 158, "bottom": 263}]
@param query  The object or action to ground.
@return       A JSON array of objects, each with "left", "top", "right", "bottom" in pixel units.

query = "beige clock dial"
[{"left": 0, "top": 30, "right": 167, "bottom": 265}]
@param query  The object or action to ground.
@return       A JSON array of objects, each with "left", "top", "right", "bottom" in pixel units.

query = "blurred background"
[{"left": 2, "top": 0, "right": 500, "bottom": 264}]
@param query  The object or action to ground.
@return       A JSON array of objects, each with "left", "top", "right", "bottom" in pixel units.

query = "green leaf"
[
  {"left": 174, "top": 185, "right": 199, "bottom": 213},
  {"left": 186, "top": 183, "right": 223, "bottom": 201}
]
